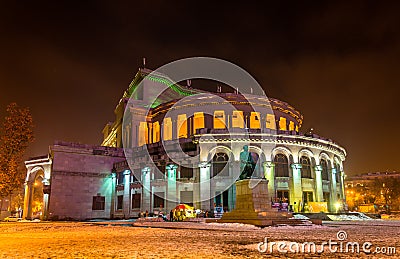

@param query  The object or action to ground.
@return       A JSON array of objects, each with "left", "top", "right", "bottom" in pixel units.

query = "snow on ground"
[
  {"left": 327, "top": 213, "right": 373, "bottom": 221},
  {"left": 0, "top": 220, "right": 399, "bottom": 258},
  {"left": 290, "top": 214, "right": 310, "bottom": 220}
]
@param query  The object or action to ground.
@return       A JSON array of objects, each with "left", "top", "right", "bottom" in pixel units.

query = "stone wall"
[{"left": 48, "top": 142, "right": 125, "bottom": 220}]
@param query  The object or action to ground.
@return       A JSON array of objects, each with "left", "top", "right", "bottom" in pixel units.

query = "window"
[
  {"left": 300, "top": 156, "right": 312, "bottom": 178},
  {"left": 321, "top": 159, "right": 329, "bottom": 181},
  {"left": 92, "top": 196, "right": 105, "bottom": 210},
  {"left": 289, "top": 121, "right": 295, "bottom": 131},
  {"left": 163, "top": 117, "right": 172, "bottom": 140},
  {"left": 132, "top": 193, "right": 141, "bottom": 209},
  {"left": 193, "top": 112, "right": 204, "bottom": 133},
  {"left": 274, "top": 154, "right": 289, "bottom": 177},
  {"left": 266, "top": 114, "right": 276, "bottom": 129},
  {"left": 117, "top": 195, "right": 123, "bottom": 210},
  {"left": 303, "top": 191, "right": 314, "bottom": 203},
  {"left": 153, "top": 192, "right": 164, "bottom": 208},
  {"left": 277, "top": 190, "right": 289, "bottom": 203},
  {"left": 212, "top": 152, "right": 229, "bottom": 177},
  {"left": 213, "top": 110, "right": 226, "bottom": 129},
  {"left": 334, "top": 162, "right": 341, "bottom": 184},
  {"left": 177, "top": 114, "right": 188, "bottom": 138},
  {"left": 117, "top": 171, "right": 124, "bottom": 185},
  {"left": 138, "top": 122, "right": 148, "bottom": 146},
  {"left": 179, "top": 166, "right": 193, "bottom": 179},
  {"left": 250, "top": 112, "right": 261, "bottom": 129},
  {"left": 152, "top": 121, "right": 160, "bottom": 143},
  {"left": 232, "top": 110, "right": 244, "bottom": 128},
  {"left": 279, "top": 117, "right": 287, "bottom": 131}
]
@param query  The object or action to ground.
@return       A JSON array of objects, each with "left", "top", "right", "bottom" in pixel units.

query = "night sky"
[{"left": 1, "top": 1, "right": 399, "bottom": 175}]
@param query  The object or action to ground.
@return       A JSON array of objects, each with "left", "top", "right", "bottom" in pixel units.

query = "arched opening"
[
  {"left": 24, "top": 168, "right": 46, "bottom": 220},
  {"left": 212, "top": 152, "right": 229, "bottom": 177},
  {"left": 32, "top": 174, "right": 44, "bottom": 219}
]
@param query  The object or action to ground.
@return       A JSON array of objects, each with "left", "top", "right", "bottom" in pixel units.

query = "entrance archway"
[{"left": 23, "top": 156, "right": 52, "bottom": 220}]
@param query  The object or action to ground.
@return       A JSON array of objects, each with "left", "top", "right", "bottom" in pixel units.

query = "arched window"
[
  {"left": 300, "top": 156, "right": 312, "bottom": 178},
  {"left": 212, "top": 152, "right": 229, "bottom": 177},
  {"left": 274, "top": 154, "right": 289, "bottom": 177},
  {"left": 320, "top": 159, "right": 329, "bottom": 181}
]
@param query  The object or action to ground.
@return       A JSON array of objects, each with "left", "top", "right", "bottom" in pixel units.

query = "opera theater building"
[{"left": 23, "top": 68, "right": 346, "bottom": 220}]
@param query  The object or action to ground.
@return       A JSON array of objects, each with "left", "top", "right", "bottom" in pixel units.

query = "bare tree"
[{"left": 0, "top": 103, "right": 34, "bottom": 211}]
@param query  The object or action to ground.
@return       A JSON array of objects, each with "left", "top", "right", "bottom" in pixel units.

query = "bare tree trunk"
[{"left": 8, "top": 193, "right": 12, "bottom": 211}]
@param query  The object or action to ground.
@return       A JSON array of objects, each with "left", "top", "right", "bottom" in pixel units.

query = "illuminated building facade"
[{"left": 23, "top": 68, "right": 346, "bottom": 220}]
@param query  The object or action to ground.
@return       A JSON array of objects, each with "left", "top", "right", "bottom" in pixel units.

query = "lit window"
[
  {"left": 163, "top": 117, "right": 172, "bottom": 140},
  {"left": 279, "top": 117, "right": 287, "bottom": 131},
  {"left": 177, "top": 114, "right": 188, "bottom": 138},
  {"left": 250, "top": 112, "right": 261, "bottom": 129},
  {"left": 214, "top": 110, "right": 226, "bottom": 129},
  {"left": 193, "top": 112, "right": 205, "bottom": 133},
  {"left": 289, "top": 121, "right": 294, "bottom": 131},
  {"left": 232, "top": 110, "right": 244, "bottom": 128},
  {"left": 266, "top": 114, "right": 276, "bottom": 129},
  {"left": 138, "top": 122, "right": 148, "bottom": 146},
  {"left": 152, "top": 121, "right": 160, "bottom": 143}
]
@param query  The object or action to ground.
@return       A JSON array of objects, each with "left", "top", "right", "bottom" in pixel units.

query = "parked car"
[{"left": 3, "top": 216, "right": 22, "bottom": 222}]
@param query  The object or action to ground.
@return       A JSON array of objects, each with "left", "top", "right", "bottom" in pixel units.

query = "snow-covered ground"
[{"left": 0, "top": 220, "right": 399, "bottom": 258}]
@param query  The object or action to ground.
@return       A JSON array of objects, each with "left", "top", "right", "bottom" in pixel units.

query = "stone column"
[
  {"left": 166, "top": 164, "right": 178, "bottom": 213},
  {"left": 192, "top": 166, "right": 201, "bottom": 209},
  {"left": 41, "top": 178, "right": 51, "bottom": 220},
  {"left": 110, "top": 172, "right": 116, "bottom": 218},
  {"left": 22, "top": 181, "right": 33, "bottom": 219},
  {"left": 339, "top": 170, "right": 345, "bottom": 201},
  {"left": 291, "top": 163, "right": 303, "bottom": 212},
  {"left": 141, "top": 167, "right": 151, "bottom": 213},
  {"left": 314, "top": 165, "right": 323, "bottom": 202},
  {"left": 123, "top": 170, "right": 131, "bottom": 218},
  {"left": 263, "top": 161, "right": 275, "bottom": 200},
  {"left": 330, "top": 168, "right": 337, "bottom": 212},
  {"left": 199, "top": 162, "right": 211, "bottom": 210}
]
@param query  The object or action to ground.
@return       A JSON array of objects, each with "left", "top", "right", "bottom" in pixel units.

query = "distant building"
[
  {"left": 23, "top": 68, "right": 347, "bottom": 220},
  {"left": 345, "top": 171, "right": 400, "bottom": 212}
]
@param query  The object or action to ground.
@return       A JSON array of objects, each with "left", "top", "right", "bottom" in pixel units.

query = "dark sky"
[{"left": 1, "top": 1, "right": 399, "bottom": 175}]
